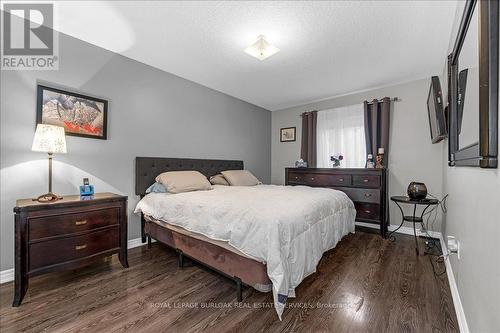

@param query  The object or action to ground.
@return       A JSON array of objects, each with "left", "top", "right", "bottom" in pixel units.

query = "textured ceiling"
[{"left": 50, "top": 1, "right": 458, "bottom": 110}]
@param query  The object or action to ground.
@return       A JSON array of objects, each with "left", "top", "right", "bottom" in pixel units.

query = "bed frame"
[{"left": 135, "top": 157, "right": 270, "bottom": 301}]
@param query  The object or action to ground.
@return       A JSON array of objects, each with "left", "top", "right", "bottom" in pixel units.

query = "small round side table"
[{"left": 389, "top": 196, "right": 439, "bottom": 255}]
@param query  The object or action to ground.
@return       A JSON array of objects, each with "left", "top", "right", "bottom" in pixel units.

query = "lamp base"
[{"left": 32, "top": 192, "right": 63, "bottom": 203}]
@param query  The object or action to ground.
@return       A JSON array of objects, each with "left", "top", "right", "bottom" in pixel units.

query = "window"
[{"left": 317, "top": 104, "right": 366, "bottom": 168}]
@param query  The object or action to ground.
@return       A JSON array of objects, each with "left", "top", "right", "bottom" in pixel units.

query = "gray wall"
[
  {"left": 439, "top": 4, "right": 500, "bottom": 331},
  {"left": 0, "top": 31, "right": 271, "bottom": 271},
  {"left": 271, "top": 79, "right": 445, "bottom": 231}
]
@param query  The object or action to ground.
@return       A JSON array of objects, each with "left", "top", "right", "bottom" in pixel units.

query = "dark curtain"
[
  {"left": 300, "top": 111, "right": 318, "bottom": 167},
  {"left": 364, "top": 97, "right": 390, "bottom": 167}
]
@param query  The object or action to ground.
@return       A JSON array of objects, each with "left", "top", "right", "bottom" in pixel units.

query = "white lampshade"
[
  {"left": 244, "top": 35, "right": 280, "bottom": 60},
  {"left": 32, "top": 124, "right": 67, "bottom": 154}
]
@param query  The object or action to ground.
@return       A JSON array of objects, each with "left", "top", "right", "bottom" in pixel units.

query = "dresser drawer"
[
  {"left": 352, "top": 175, "right": 381, "bottom": 188},
  {"left": 335, "top": 187, "right": 380, "bottom": 204},
  {"left": 29, "top": 227, "right": 119, "bottom": 271},
  {"left": 304, "top": 174, "right": 352, "bottom": 186},
  {"left": 354, "top": 202, "right": 381, "bottom": 221},
  {"left": 29, "top": 208, "right": 120, "bottom": 241},
  {"left": 287, "top": 171, "right": 307, "bottom": 185},
  {"left": 288, "top": 171, "right": 352, "bottom": 187}
]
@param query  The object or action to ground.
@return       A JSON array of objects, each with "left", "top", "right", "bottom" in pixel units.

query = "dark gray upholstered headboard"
[{"left": 135, "top": 157, "right": 243, "bottom": 196}]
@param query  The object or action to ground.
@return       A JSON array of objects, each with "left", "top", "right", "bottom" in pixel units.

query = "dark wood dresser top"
[
  {"left": 15, "top": 192, "right": 127, "bottom": 212},
  {"left": 286, "top": 167, "right": 386, "bottom": 173}
]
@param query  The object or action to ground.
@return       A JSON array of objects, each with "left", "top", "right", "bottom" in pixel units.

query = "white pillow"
[
  {"left": 221, "top": 170, "right": 261, "bottom": 186},
  {"left": 155, "top": 171, "right": 212, "bottom": 194}
]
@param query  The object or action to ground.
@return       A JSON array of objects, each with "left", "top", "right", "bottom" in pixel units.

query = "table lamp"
[{"left": 31, "top": 124, "right": 67, "bottom": 202}]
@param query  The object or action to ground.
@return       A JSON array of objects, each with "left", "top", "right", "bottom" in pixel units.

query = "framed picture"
[
  {"left": 280, "top": 127, "right": 296, "bottom": 142},
  {"left": 36, "top": 85, "right": 108, "bottom": 140}
]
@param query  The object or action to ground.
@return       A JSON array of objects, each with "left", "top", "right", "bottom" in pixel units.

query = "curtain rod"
[
  {"left": 300, "top": 97, "right": 400, "bottom": 115},
  {"left": 366, "top": 97, "right": 400, "bottom": 105}
]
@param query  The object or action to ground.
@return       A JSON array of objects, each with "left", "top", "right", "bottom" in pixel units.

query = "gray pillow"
[{"left": 145, "top": 182, "right": 167, "bottom": 193}]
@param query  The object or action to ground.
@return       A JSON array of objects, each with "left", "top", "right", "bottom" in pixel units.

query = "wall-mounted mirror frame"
[{"left": 448, "top": 0, "right": 498, "bottom": 168}]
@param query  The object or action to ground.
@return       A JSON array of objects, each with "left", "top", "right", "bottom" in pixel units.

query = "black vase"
[{"left": 407, "top": 182, "right": 427, "bottom": 200}]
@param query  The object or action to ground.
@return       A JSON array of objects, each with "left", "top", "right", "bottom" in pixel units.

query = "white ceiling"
[{"left": 50, "top": 1, "right": 458, "bottom": 111}]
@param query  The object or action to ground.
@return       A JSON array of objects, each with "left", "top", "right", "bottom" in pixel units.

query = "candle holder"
[{"left": 376, "top": 148, "right": 385, "bottom": 168}]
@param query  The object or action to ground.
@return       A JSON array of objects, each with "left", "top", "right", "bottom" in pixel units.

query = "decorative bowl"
[{"left": 407, "top": 182, "right": 427, "bottom": 200}]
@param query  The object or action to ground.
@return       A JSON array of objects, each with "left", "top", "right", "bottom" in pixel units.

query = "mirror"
[
  {"left": 448, "top": 0, "right": 498, "bottom": 168},
  {"left": 457, "top": 7, "right": 478, "bottom": 150}
]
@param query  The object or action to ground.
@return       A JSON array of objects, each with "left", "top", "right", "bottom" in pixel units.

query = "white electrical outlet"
[{"left": 447, "top": 236, "right": 460, "bottom": 259}]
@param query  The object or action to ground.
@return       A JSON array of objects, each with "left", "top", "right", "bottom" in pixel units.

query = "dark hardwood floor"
[{"left": 0, "top": 231, "right": 458, "bottom": 333}]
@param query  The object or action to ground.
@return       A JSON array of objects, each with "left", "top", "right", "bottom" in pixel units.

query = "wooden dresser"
[
  {"left": 285, "top": 168, "right": 388, "bottom": 237},
  {"left": 13, "top": 192, "right": 128, "bottom": 306}
]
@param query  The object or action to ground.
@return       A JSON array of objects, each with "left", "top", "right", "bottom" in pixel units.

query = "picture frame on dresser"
[{"left": 285, "top": 167, "right": 389, "bottom": 237}]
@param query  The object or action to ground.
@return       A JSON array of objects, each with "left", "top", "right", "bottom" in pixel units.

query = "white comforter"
[{"left": 134, "top": 184, "right": 356, "bottom": 319}]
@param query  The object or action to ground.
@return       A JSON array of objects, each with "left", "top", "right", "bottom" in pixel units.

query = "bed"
[{"left": 134, "top": 157, "right": 356, "bottom": 319}]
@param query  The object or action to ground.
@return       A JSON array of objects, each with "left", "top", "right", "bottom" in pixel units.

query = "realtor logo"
[{"left": 1, "top": 2, "right": 58, "bottom": 70}]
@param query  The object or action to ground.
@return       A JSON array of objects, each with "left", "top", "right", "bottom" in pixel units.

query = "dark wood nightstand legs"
[
  {"left": 13, "top": 212, "right": 27, "bottom": 307},
  {"left": 119, "top": 251, "right": 129, "bottom": 268},
  {"left": 141, "top": 213, "right": 147, "bottom": 243},
  {"left": 119, "top": 203, "right": 129, "bottom": 268},
  {"left": 12, "top": 274, "right": 27, "bottom": 307}
]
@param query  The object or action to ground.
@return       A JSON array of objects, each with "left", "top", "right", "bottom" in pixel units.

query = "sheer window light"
[{"left": 317, "top": 104, "right": 366, "bottom": 168}]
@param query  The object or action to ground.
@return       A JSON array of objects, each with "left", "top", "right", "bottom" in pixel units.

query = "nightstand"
[
  {"left": 13, "top": 192, "right": 128, "bottom": 306},
  {"left": 389, "top": 196, "right": 439, "bottom": 255}
]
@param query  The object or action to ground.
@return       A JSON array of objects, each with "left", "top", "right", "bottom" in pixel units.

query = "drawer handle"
[
  {"left": 75, "top": 244, "right": 87, "bottom": 250},
  {"left": 364, "top": 210, "right": 371, "bottom": 214},
  {"left": 295, "top": 176, "right": 299, "bottom": 180},
  {"left": 338, "top": 178, "right": 344, "bottom": 182},
  {"left": 364, "top": 193, "right": 372, "bottom": 197},
  {"left": 75, "top": 220, "right": 87, "bottom": 226},
  {"left": 311, "top": 177, "right": 315, "bottom": 181},
  {"left": 363, "top": 179, "right": 369, "bottom": 183}
]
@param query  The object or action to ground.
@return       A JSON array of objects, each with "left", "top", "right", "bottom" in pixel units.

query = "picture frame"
[
  {"left": 36, "top": 84, "right": 108, "bottom": 140},
  {"left": 280, "top": 127, "right": 296, "bottom": 142}
]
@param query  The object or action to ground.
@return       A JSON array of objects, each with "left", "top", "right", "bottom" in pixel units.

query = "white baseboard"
[
  {"left": 355, "top": 222, "right": 441, "bottom": 239},
  {"left": 0, "top": 237, "right": 152, "bottom": 284},
  {"left": 0, "top": 268, "right": 14, "bottom": 284},
  {"left": 127, "top": 237, "right": 153, "bottom": 249},
  {"left": 388, "top": 224, "right": 442, "bottom": 239},
  {"left": 439, "top": 234, "right": 469, "bottom": 333}
]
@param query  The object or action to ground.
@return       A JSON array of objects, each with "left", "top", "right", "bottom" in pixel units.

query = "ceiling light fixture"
[{"left": 244, "top": 35, "right": 280, "bottom": 60}]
